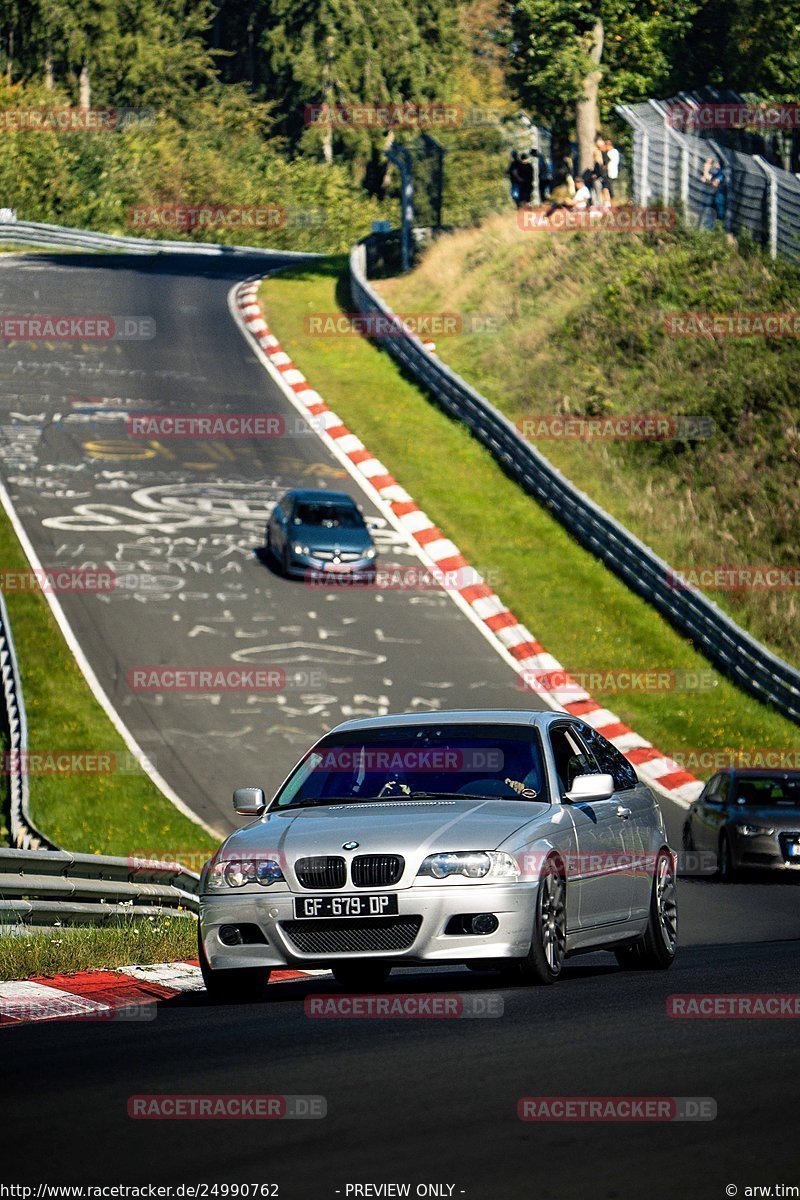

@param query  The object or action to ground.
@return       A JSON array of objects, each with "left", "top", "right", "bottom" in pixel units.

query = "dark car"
[
  {"left": 265, "top": 488, "right": 376, "bottom": 579},
  {"left": 682, "top": 769, "right": 800, "bottom": 881}
]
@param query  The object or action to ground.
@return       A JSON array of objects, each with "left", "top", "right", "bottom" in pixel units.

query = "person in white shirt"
[
  {"left": 606, "top": 142, "right": 620, "bottom": 181},
  {"left": 544, "top": 169, "right": 591, "bottom": 220},
  {"left": 571, "top": 172, "right": 592, "bottom": 209}
]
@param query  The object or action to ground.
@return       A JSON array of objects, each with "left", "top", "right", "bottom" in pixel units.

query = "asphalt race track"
[
  {"left": 3, "top": 940, "right": 800, "bottom": 1198},
  {"left": 1, "top": 252, "right": 798, "bottom": 1199},
  {"left": 0, "top": 250, "right": 548, "bottom": 836}
]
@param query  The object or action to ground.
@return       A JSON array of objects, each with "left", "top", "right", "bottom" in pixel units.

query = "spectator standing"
[
  {"left": 700, "top": 157, "right": 727, "bottom": 228},
  {"left": 536, "top": 150, "right": 552, "bottom": 201},
  {"left": 592, "top": 134, "right": 615, "bottom": 207},
  {"left": 518, "top": 153, "right": 534, "bottom": 205},
  {"left": 606, "top": 139, "right": 620, "bottom": 189},
  {"left": 508, "top": 150, "right": 524, "bottom": 207}
]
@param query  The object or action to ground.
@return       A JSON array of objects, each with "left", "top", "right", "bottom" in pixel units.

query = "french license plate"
[
  {"left": 294, "top": 894, "right": 399, "bottom": 919},
  {"left": 788, "top": 841, "right": 800, "bottom": 858}
]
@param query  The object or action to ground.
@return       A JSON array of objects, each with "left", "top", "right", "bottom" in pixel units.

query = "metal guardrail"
[
  {"left": 0, "top": 590, "right": 55, "bottom": 850},
  {"left": 349, "top": 240, "right": 800, "bottom": 725},
  {"left": 0, "top": 217, "right": 318, "bottom": 258},
  {"left": 0, "top": 215, "right": 308, "bottom": 923},
  {"left": 0, "top": 848, "right": 200, "bottom": 925},
  {"left": 0, "top": 585, "right": 203, "bottom": 921},
  {"left": 616, "top": 95, "right": 800, "bottom": 262}
]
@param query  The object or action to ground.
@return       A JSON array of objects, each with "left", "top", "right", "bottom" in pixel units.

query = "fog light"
[
  {"left": 219, "top": 924, "right": 244, "bottom": 946},
  {"left": 470, "top": 913, "right": 499, "bottom": 935}
]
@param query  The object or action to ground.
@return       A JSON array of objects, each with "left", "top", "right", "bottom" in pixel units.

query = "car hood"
[
  {"left": 729, "top": 807, "right": 800, "bottom": 830},
  {"left": 293, "top": 523, "right": 372, "bottom": 553},
  {"left": 220, "top": 797, "right": 550, "bottom": 875}
]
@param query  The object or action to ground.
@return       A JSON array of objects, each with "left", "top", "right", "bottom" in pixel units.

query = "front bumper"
[
  {"left": 200, "top": 884, "right": 538, "bottom": 971},
  {"left": 732, "top": 829, "right": 800, "bottom": 872},
  {"left": 285, "top": 551, "right": 376, "bottom": 580}
]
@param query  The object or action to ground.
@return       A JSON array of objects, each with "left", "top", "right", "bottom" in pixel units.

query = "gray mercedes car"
[
  {"left": 198, "top": 710, "right": 677, "bottom": 1000},
  {"left": 682, "top": 768, "right": 800, "bottom": 881},
  {"left": 265, "top": 488, "right": 376, "bottom": 579}
]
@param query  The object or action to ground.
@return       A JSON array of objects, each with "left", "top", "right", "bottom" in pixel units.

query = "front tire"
[
  {"left": 718, "top": 832, "right": 738, "bottom": 882},
  {"left": 198, "top": 927, "right": 271, "bottom": 1003},
  {"left": 509, "top": 858, "right": 567, "bottom": 985},
  {"left": 615, "top": 849, "right": 677, "bottom": 970}
]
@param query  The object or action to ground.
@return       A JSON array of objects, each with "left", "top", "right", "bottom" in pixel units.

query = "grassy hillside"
[
  {"left": 377, "top": 215, "right": 800, "bottom": 667},
  {"left": 260, "top": 262, "right": 797, "bottom": 774}
]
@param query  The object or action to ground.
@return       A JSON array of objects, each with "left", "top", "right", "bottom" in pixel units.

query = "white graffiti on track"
[
  {"left": 42, "top": 479, "right": 280, "bottom": 533},
  {"left": 231, "top": 641, "right": 388, "bottom": 668}
]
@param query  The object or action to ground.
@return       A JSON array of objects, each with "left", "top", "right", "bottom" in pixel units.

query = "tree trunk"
[
  {"left": 79, "top": 61, "right": 91, "bottom": 110},
  {"left": 322, "top": 124, "right": 333, "bottom": 165},
  {"left": 44, "top": 46, "right": 54, "bottom": 89},
  {"left": 575, "top": 16, "right": 603, "bottom": 174},
  {"left": 321, "top": 33, "right": 334, "bottom": 165}
]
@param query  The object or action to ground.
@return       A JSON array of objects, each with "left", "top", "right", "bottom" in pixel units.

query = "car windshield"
[
  {"left": 732, "top": 777, "right": 800, "bottom": 807},
  {"left": 274, "top": 724, "right": 547, "bottom": 808},
  {"left": 293, "top": 502, "right": 363, "bottom": 529}
]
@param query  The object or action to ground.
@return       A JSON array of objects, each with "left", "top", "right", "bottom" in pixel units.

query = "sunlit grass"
[
  {"left": 378, "top": 213, "right": 800, "bottom": 667},
  {"left": 0, "top": 914, "right": 197, "bottom": 980},
  {"left": 259, "top": 259, "right": 797, "bottom": 773},
  {"left": 0, "top": 506, "right": 218, "bottom": 856}
]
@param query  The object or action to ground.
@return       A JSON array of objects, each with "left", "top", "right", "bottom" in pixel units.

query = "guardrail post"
[{"left": 754, "top": 155, "right": 779, "bottom": 258}]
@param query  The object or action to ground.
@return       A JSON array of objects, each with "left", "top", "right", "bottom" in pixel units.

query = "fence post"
[
  {"left": 386, "top": 144, "right": 414, "bottom": 272},
  {"left": 420, "top": 134, "right": 445, "bottom": 229},
  {"left": 754, "top": 155, "right": 778, "bottom": 258},
  {"left": 638, "top": 128, "right": 649, "bottom": 206},
  {"left": 680, "top": 144, "right": 689, "bottom": 211},
  {"left": 648, "top": 100, "right": 671, "bottom": 203},
  {"left": 617, "top": 106, "right": 650, "bottom": 206}
]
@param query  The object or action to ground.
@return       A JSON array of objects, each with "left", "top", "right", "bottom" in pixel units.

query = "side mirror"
[
  {"left": 233, "top": 786, "right": 267, "bottom": 815},
  {"left": 563, "top": 773, "right": 615, "bottom": 804}
]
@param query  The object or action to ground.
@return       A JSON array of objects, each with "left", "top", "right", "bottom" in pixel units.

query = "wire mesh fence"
[{"left": 617, "top": 94, "right": 800, "bottom": 262}]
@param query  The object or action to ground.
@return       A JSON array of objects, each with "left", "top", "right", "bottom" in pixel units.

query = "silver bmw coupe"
[{"left": 198, "top": 710, "right": 678, "bottom": 999}]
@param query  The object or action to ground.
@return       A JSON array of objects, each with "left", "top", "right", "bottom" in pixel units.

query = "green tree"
[
  {"left": 3, "top": 0, "right": 218, "bottom": 109},
  {"left": 262, "top": 0, "right": 461, "bottom": 192},
  {"left": 511, "top": 0, "right": 698, "bottom": 169},
  {"left": 726, "top": 0, "right": 800, "bottom": 100}
]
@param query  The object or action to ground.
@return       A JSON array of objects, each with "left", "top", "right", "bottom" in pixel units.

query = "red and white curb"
[
  {"left": 0, "top": 961, "right": 329, "bottom": 1026},
  {"left": 234, "top": 280, "right": 704, "bottom": 810}
]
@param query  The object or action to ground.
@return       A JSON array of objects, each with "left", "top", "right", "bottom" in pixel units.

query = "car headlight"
[
  {"left": 417, "top": 851, "right": 520, "bottom": 881},
  {"left": 736, "top": 823, "right": 775, "bottom": 837},
  {"left": 207, "top": 856, "right": 285, "bottom": 889},
  {"left": 364, "top": 547, "right": 376, "bottom": 560},
  {"left": 293, "top": 543, "right": 310, "bottom": 556}
]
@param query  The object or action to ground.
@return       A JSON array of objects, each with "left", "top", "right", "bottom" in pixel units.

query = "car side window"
[
  {"left": 703, "top": 774, "right": 723, "bottom": 804},
  {"left": 716, "top": 774, "right": 730, "bottom": 805},
  {"left": 575, "top": 723, "right": 639, "bottom": 792},
  {"left": 549, "top": 726, "right": 596, "bottom": 796}
]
